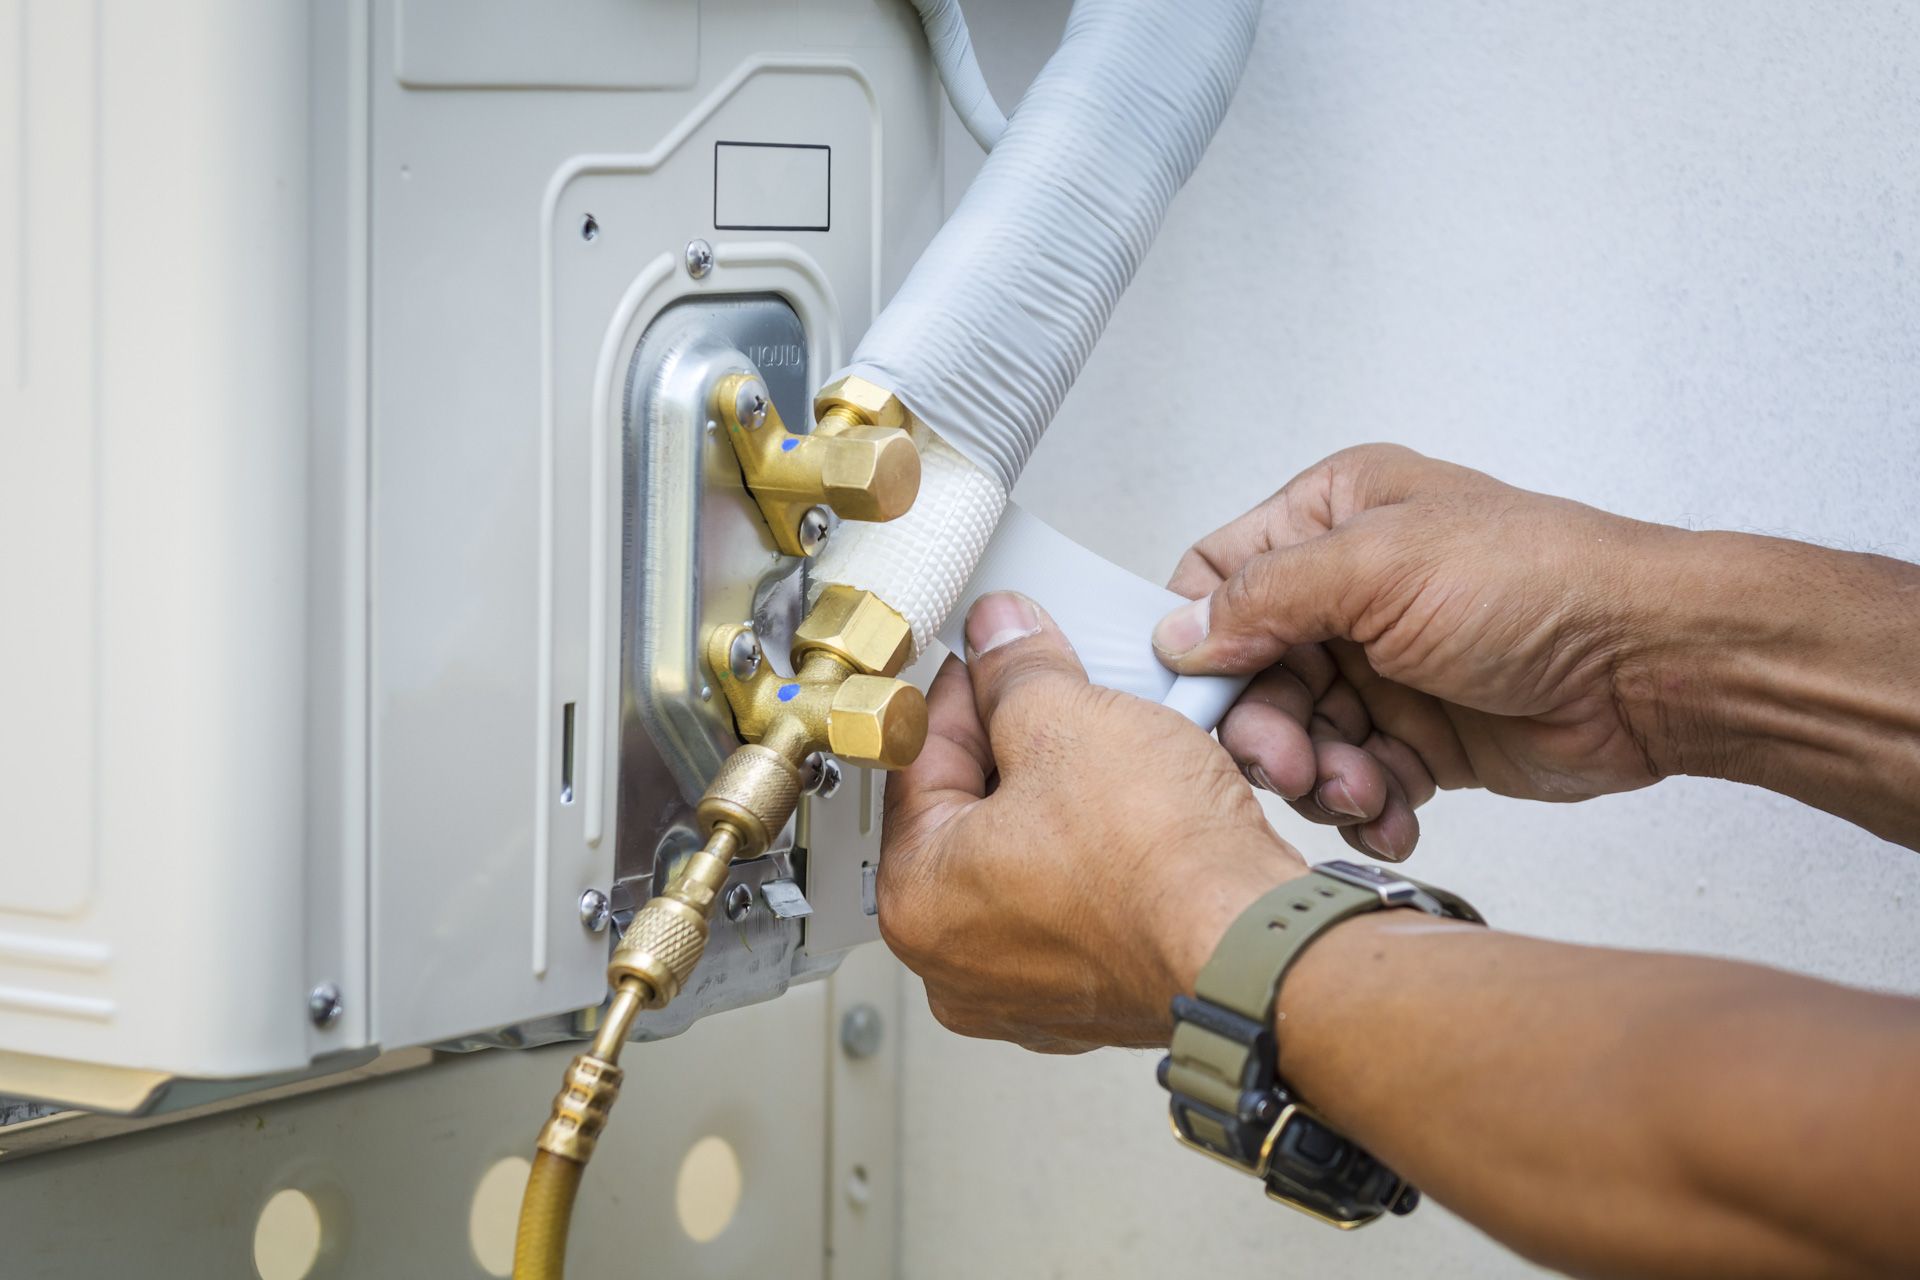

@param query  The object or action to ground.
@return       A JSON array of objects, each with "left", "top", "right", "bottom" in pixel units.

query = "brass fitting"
[
  {"left": 534, "top": 1054, "right": 623, "bottom": 1164},
  {"left": 812, "top": 374, "right": 910, "bottom": 434},
  {"left": 606, "top": 825, "right": 742, "bottom": 1007},
  {"left": 793, "top": 581, "right": 914, "bottom": 676},
  {"left": 715, "top": 373, "right": 920, "bottom": 555},
  {"left": 695, "top": 744, "right": 802, "bottom": 854},
  {"left": 705, "top": 590, "right": 927, "bottom": 773}
]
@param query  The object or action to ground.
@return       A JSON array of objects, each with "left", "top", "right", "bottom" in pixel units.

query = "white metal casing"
[{"left": 0, "top": 0, "right": 943, "bottom": 1095}]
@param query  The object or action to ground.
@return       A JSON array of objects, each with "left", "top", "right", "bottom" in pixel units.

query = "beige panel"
[
  {"left": 0, "top": 0, "right": 97, "bottom": 919},
  {"left": 0, "top": 986, "right": 834, "bottom": 1278}
]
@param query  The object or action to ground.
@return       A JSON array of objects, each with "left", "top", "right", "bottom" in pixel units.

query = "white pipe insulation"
[
  {"left": 909, "top": 0, "right": 1008, "bottom": 152},
  {"left": 816, "top": 0, "right": 1263, "bottom": 725}
]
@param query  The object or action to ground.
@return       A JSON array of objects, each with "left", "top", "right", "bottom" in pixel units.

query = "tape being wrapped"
[{"left": 936, "top": 503, "right": 1249, "bottom": 730}]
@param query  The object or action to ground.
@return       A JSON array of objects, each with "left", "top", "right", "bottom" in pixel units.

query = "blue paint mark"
[
  {"left": 777, "top": 683, "right": 801, "bottom": 702},
  {"left": 780, "top": 437, "right": 799, "bottom": 453}
]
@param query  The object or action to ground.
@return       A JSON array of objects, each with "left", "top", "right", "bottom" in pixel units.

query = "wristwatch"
[{"left": 1157, "top": 860, "right": 1485, "bottom": 1227}]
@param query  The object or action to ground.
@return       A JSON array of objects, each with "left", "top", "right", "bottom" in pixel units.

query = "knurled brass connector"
[
  {"left": 535, "top": 1053, "right": 624, "bottom": 1164},
  {"left": 695, "top": 744, "right": 802, "bottom": 853},
  {"left": 714, "top": 373, "right": 920, "bottom": 555},
  {"left": 794, "top": 583, "right": 914, "bottom": 677},
  {"left": 606, "top": 896, "right": 708, "bottom": 1009}
]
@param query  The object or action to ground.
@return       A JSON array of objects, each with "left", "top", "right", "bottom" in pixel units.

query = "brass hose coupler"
[
  {"left": 694, "top": 745, "right": 802, "bottom": 855},
  {"left": 607, "top": 825, "right": 744, "bottom": 1009},
  {"left": 535, "top": 1054, "right": 622, "bottom": 1164}
]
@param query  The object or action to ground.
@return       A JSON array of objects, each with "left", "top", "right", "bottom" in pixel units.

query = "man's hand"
[
  {"left": 1154, "top": 444, "right": 1689, "bottom": 860},
  {"left": 879, "top": 591, "right": 1305, "bottom": 1052}
]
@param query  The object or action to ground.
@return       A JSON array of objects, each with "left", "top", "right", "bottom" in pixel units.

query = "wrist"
[
  {"left": 1612, "top": 529, "right": 1920, "bottom": 795},
  {"left": 1609, "top": 528, "right": 1802, "bottom": 783},
  {"left": 1156, "top": 836, "right": 1308, "bottom": 1010}
]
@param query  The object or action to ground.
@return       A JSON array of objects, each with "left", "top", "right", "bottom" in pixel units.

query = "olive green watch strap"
[
  {"left": 1195, "top": 872, "right": 1388, "bottom": 1023},
  {"left": 1158, "top": 860, "right": 1484, "bottom": 1227}
]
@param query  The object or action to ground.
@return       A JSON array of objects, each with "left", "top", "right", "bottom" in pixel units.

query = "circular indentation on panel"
[
  {"left": 580, "top": 212, "right": 600, "bottom": 242},
  {"left": 253, "top": 1188, "right": 322, "bottom": 1280},
  {"left": 847, "top": 1162, "right": 873, "bottom": 1208},
  {"left": 675, "top": 1135, "right": 743, "bottom": 1243},
  {"left": 469, "top": 1155, "right": 531, "bottom": 1277}
]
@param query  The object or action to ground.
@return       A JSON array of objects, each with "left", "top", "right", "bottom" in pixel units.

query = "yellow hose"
[
  {"left": 508, "top": 827, "right": 748, "bottom": 1277},
  {"left": 513, "top": 1149, "right": 584, "bottom": 1279}
]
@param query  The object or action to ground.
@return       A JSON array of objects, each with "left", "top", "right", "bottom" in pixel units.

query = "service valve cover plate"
[{"left": 615, "top": 294, "right": 837, "bottom": 1038}]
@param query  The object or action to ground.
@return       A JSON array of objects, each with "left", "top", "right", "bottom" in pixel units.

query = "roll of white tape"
[{"left": 936, "top": 503, "right": 1249, "bottom": 730}]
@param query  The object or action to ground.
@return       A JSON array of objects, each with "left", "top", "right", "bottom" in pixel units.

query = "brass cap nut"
[
  {"left": 827, "top": 676, "right": 928, "bottom": 770},
  {"left": 821, "top": 426, "right": 920, "bottom": 522},
  {"left": 795, "top": 585, "right": 913, "bottom": 676},
  {"left": 814, "top": 375, "right": 908, "bottom": 430}
]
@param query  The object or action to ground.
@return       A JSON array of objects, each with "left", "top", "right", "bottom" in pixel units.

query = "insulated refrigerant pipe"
[
  {"left": 816, "top": 0, "right": 1264, "bottom": 672},
  {"left": 910, "top": 0, "right": 1008, "bottom": 151}
]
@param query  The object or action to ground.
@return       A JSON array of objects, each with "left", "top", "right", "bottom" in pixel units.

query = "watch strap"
[
  {"left": 1161, "top": 870, "right": 1385, "bottom": 1152},
  {"left": 1159, "top": 860, "right": 1483, "bottom": 1225}
]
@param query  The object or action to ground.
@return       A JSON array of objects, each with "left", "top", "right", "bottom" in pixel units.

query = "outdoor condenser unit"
[{"left": 0, "top": 0, "right": 946, "bottom": 1114}]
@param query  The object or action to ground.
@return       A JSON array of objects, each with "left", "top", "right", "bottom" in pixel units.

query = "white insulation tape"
[
  {"left": 810, "top": 432, "right": 1006, "bottom": 659},
  {"left": 936, "top": 504, "right": 1249, "bottom": 730}
]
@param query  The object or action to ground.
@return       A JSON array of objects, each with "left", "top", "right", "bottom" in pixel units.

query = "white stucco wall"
[{"left": 899, "top": 3, "right": 1920, "bottom": 1276}]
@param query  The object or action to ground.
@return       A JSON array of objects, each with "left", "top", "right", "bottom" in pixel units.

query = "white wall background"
[{"left": 899, "top": 3, "right": 1920, "bottom": 1276}]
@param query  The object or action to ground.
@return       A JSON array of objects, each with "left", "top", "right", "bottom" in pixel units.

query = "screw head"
[
  {"left": 801, "top": 752, "right": 844, "bottom": 799},
  {"left": 727, "top": 629, "right": 763, "bottom": 681},
  {"left": 840, "top": 1002, "right": 884, "bottom": 1058},
  {"left": 797, "top": 506, "right": 833, "bottom": 556},
  {"left": 685, "top": 238, "right": 714, "bottom": 279},
  {"left": 578, "top": 888, "right": 611, "bottom": 933},
  {"left": 733, "top": 378, "right": 769, "bottom": 429},
  {"left": 308, "top": 982, "right": 343, "bottom": 1029},
  {"left": 724, "top": 882, "right": 754, "bottom": 923}
]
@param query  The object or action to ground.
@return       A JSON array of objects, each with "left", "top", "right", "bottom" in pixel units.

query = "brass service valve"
[
  {"left": 715, "top": 372, "right": 920, "bottom": 557},
  {"left": 705, "top": 583, "right": 926, "bottom": 771}
]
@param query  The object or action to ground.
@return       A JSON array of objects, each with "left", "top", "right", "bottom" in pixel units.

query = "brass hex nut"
[
  {"left": 820, "top": 425, "right": 921, "bottom": 522},
  {"left": 828, "top": 676, "right": 928, "bottom": 770},
  {"left": 813, "top": 375, "right": 909, "bottom": 430},
  {"left": 795, "top": 585, "right": 913, "bottom": 676}
]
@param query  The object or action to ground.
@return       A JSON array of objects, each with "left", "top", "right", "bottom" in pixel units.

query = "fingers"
[
  {"left": 1218, "top": 668, "right": 1318, "bottom": 799},
  {"left": 1164, "top": 444, "right": 1468, "bottom": 602},
  {"left": 885, "top": 656, "right": 993, "bottom": 821},
  {"left": 882, "top": 657, "right": 996, "bottom": 886},
  {"left": 1216, "top": 646, "right": 1442, "bottom": 862},
  {"left": 1154, "top": 521, "right": 1381, "bottom": 677},
  {"left": 960, "top": 592, "right": 1089, "bottom": 754},
  {"left": 1158, "top": 445, "right": 1506, "bottom": 677}
]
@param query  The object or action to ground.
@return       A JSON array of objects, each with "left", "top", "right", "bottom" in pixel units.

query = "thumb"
[
  {"left": 1152, "top": 528, "right": 1372, "bottom": 675},
  {"left": 961, "top": 591, "right": 1089, "bottom": 742}
]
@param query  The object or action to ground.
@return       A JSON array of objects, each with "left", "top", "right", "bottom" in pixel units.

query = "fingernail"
[
  {"left": 1317, "top": 779, "right": 1366, "bottom": 819},
  {"left": 1241, "top": 761, "right": 1276, "bottom": 793},
  {"left": 1357, "top": 828, "right": 1406, "bottom": 863},
  {"left": 1152, "top": 597, "right": 1210, "bottom": 657},
  {"left": 965, "top": 591, "right": 1041, "bottom": 658}
]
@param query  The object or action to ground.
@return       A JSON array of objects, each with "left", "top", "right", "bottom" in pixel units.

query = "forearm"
[
  {"left": 1276, "top": 912, "right": 1920, "bottom": 1279},
  {"left": 1623, "top": 531, "right": 1920, "bottom": 848}
]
